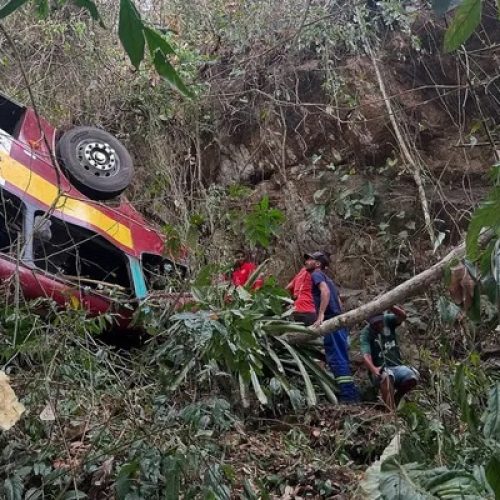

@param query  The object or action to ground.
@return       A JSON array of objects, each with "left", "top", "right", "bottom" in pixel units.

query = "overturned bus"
[{"left": 0, "top": 93, "right": 186, "bottom": 329}]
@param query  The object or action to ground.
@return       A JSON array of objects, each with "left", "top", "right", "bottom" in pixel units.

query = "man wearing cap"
[
  {"left": 360, "top": 305, "right": 419, "bottom": 410},
  {"left": 304, "top": 251, "right": 359, "bottom": 403}
]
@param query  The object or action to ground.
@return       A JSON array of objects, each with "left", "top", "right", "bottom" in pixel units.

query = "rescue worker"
[
  {"left": 286, "top": 264, "right": 316, "bottom": 326},
  {"left": 360, "top": 305, "right": 419, "bottom": 410},
  {"left": 305, "top": 251, "right": 359, "bottom": 403}
]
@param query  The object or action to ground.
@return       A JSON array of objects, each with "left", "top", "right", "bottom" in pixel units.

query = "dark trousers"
[
  {"left": 323, "top": 326, "right": 359, "bottom": 403},
  {"left": 292, "top": 312, "right": 316, "bottom": 326}
]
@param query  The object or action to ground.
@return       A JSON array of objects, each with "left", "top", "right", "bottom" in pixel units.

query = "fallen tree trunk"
[{"left": 282, "top": 242, "right": 466, "bottom": 344}]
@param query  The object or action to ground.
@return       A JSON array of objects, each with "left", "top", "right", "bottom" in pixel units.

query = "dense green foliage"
[
  {"left": 433, "top": 0, "right": 499, "bottom": 52},
  {"left": 0, "top": 0, "right": 499, "bottom": 497},
  {"left": 0, "top": 283, "right": 365, "bottom": 498},
  {"left": 0, "top": 0, "right": 190, "bottom": 95},
  {"left": 148, "top": 278, "right": 337, "bottom": 409},
  {"left": 0, "top": 305, "right": 238, "bottom": 498},
  {"left": 362, "top": 164, "right": 500, "bottom": 498},
  {"left": 363, "top": 363, "right": 500, "bottom": 498}
]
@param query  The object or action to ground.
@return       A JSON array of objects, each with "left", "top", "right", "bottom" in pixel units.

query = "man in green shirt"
[{"left": 359, "top": 305, "right": 419, "bottom": 410}]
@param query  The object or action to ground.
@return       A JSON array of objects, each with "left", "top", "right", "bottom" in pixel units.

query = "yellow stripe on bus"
[{"left": 0, "top": 152, "right": 133, "bottom": 249}]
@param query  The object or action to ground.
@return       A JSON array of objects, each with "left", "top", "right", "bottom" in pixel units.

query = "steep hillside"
[{"left": 1, "top": 0, "right": 500, "bottom": 498}]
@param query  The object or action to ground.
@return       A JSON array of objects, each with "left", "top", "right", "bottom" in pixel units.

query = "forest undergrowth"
[
  {"left": 0, "top": 0, "right": 500, "bottom": 498},
  {"left": 1, "top": 267, "right": 499, "bottom": 498}
]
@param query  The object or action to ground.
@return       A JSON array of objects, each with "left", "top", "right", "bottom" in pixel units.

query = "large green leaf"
[
  {"left": 64, "top": 492, "right": 88, "bottom": 500},
  {"left": 118, "top": 0, "right": 145, "bottom": 69},
  {"left": 276, "top": 338, "right": 316, "bottom": 406},
  {"left": 250, "top": 367, "right": 268, "bottom": 405},
  {"left": 238, "top": 372, "right": 250, "bottom": 408},
  {"left": 444, "top": 0, "right": 482, "bottom": 52},
  {"left": 485, "top": 455, "right": 500, "bottom": 498},
  {"left": 163, "top": 456, "right": 182, "bottom": 500},
  {"left": 153, "top": 50, "right": 193, "bottom": 98},
  {"left": 265, "top": 344, "right": 285, "bottom": 373},
  {"left": 378, "top": 461, "right": 432, "bottom": 499},
  {"left": 483, "top": 382, "right": 500, "bottom": 441},
  {"left": 467, "top": 283, "right": 481, "bottom": 322},
  {"left": 262, "top": 321, "right": 314, "bottom": 335},
  {"left": 0, "top": 0, "right": 29, "bottom": 18},
  {"left": 297, "top": 351, "right": 338, "bottom": 404},
  {"left": 73, "top": 0, "right": 104, "bottom": 27},
  {"left": 378, "top": 460, "right": 487, "bottom": 499},
  {"left": 144, "top": 26, "right": 175, "bottom": 57},
  {"left": 473, "top": 465, "right": 496, "bottom": 497},
  {"left": 361, "top": 434, "right": 402, "bottom": 499},
  {"left": 466, "top": 187, "right": 500, "bottom": 260},
  {"left": 34, "top": 0, "right": 48, "bottom": 17},
  {"left": 115, "top": 460, "right": 140, "bottom": 499},
  {"left": 423, "top": 469, "right": 483, "bottom": 496},
  {"left": 453, "top": 364, "right": 478, "bottom": 430},
  {"left": 479, "top": 240, "right": 496, "bottom": 275},
  {"left": 3, "top": 477, "right": 23, "bottom": 500}
]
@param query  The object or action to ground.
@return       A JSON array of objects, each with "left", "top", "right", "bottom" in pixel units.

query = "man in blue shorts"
[
  {"left": 304, "top": 251, "right": 359, "bottom": 403},
  {"left": 360, "top": 305, "right": 419, "bottom": 410}
]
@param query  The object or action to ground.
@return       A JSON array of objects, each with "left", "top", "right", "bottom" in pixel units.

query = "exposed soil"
[{"left": 223, "top": 404, "right": 394, "bottom": 499}]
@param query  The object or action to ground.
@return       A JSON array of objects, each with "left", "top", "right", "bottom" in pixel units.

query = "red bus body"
[{"left": 0, "top": 95, "right": 185, "bottom": 330}]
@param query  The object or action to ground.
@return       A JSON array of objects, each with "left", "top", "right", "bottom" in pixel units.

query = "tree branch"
[
  {"left": 281, "top": 237, "right": 486, "bottom": 344},
  {"left": 369, "top": 46, "right": 436, "bottom": 248}
]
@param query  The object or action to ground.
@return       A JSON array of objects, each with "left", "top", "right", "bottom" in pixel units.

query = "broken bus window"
[
  {"left": 142, "top": 253, "right": 186, "bottom": 291},
  {"left": 32, "top": 213, "right": 132, "bottom": 292},
  {"left": 0, "top": 190, "right": 24, "bottom": 256}
]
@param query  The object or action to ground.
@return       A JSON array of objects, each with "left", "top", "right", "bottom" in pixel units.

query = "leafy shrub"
[
  {"left": 362, "top": 363, "right": 500, "bottom": 499},
  {"left": 149, "top": 279, "right": 338, "bottom": 410}
]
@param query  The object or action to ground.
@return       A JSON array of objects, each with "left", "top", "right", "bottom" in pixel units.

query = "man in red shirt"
[
  {"left": 286, "top": 266, "right": 317, "bottom": 326},
  {"left": 231, "top": 251, "right": 263, "bottom": 289}
]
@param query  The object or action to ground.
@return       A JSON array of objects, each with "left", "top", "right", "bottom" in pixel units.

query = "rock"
[
  {"left": 219, "top": 144, "right": 256, "bottom": 185},
  {"left": 0, "top": 371, "right": 25, "bottom": 431}
]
